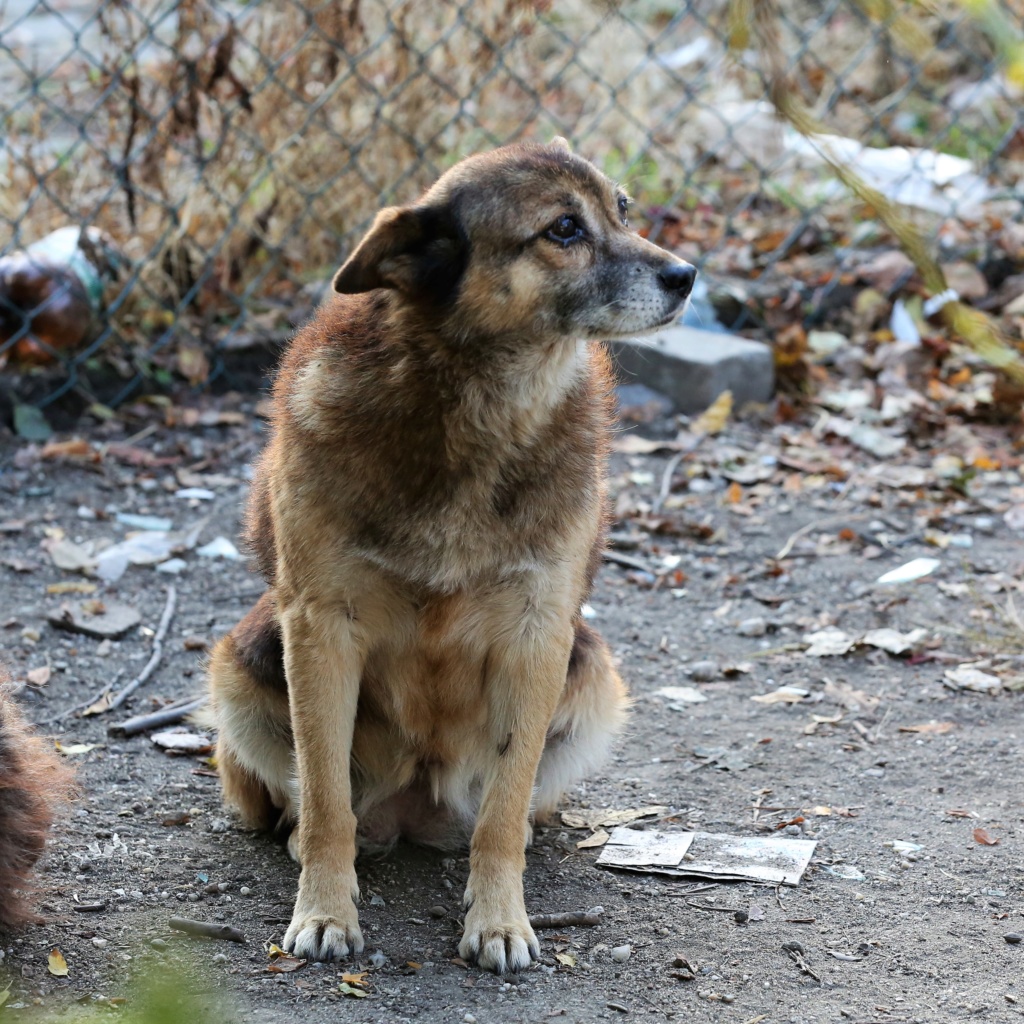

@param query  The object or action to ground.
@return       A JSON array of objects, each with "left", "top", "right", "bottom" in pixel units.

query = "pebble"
[
  {"left": 212, "top": 953, "right": 229, "bottom": 963},
  {"left": 737, "top": 617, "right": 767, "bottom": 637},
  {"left": 428, "top": 905, "right": 448, "bottom": 918},
  {"left": 239, "top": 886, "right": 251, "bottom": 896},
  {"left": 208, "top": 818, "right": 230, "bottom": 833},
  {"left": 1006, "top": 933, "right": 1022, "bottom": 945},
  {"left": 91, "top": 938, "right": 107, "bottom": 949},
  {"left": 689, "top": 660, "right": 718, "bottom": 682},
  {"left": 609, "top": 944, "right": 631, "bottom": 963},
  {"left": 464, "top": 1015, "right": 477, "bottom": 1023},
  {"left": 149, "top": 939, "right": 168, "bottom": 951}
]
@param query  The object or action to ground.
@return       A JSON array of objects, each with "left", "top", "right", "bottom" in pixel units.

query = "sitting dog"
[
  {"left": 0, "top": 671, "right": 69, "bottom": 928},
  {"left": 207, "top": 139, "right": 695, "bottom": 973}
]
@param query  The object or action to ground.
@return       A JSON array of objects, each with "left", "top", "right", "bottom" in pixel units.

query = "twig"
[
  {"left": 775, "top": 513, "right": 870, "bottom": 561},
  {"left": 664, "top": 884, "right": 718, "bottom": 897},
  {"left": 529, "top": 910, "right": 603, "bottom": 929},
  {"left": 652, "top": 436, "right": 704, "bottom": 515},
  {"left": 168, "top": 917, "right": 246, "bottom": 943},
  {"left": 686, "top": 900, "right": 743, "bottom": 913},
  {"left": 602, "top": 550, "right": 651, "bottom": 573},
  {"left": 109, "top": 694, "right": 207, "bottom": 737},
  {"left": 109, "top": 585, "right": 177, "bottom": 710}
]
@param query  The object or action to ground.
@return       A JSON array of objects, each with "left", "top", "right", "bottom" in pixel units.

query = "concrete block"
[{"left": 607, "top": 325, "right": 774, "bottom": 415}]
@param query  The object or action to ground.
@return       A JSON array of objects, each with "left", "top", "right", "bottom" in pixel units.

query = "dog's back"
[{"left": 0, "top": 674, "right": 69, "bottom": 927}]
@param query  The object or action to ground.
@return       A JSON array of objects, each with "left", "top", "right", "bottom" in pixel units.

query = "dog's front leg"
[
  {"left": 460, "top": 617, "right": 573, "bottom": 973},
  {"left": 280, "top": 602, "right": 365, "bottom": 961}
]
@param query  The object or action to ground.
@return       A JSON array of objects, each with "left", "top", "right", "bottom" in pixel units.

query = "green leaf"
[{"left": 13, "top": 404, "right": 53, "bottom": 441}]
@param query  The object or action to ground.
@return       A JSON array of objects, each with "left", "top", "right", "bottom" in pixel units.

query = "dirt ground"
[{"left": 1, "top": 389, "right": 1023, "bottom": 1024}]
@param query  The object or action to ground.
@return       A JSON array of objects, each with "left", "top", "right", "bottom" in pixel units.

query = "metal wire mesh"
[{"left": 2, "top": 0, "right": 1023, "bottom": 411}]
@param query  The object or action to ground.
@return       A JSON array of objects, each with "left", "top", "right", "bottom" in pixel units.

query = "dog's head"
[{"left": 332, "top": 139, "right": 695, "bottom": 341}]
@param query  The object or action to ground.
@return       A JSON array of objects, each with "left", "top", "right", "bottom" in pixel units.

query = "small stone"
[
  {"left": 95, "top": 639, "right": 112, "bottom": 657},
  {"left": 783, "top": 824, "right": 802, "bottom": 835},
  {"left": 1005, "top": 933, "right": 1023, "bottom": 944},
  {"left": 609, "top": 944, "right": 631, "bottom": 963},
  {"left": 689, "top": 660, "right": 719, "bottom": 682},
  {"left": 239, "top": 886, "right": 251, "bottom": 896},
  {"left": 428, "top": 905, "right": 447, "bottom": 918},
  {"left": 212, "top": 953, "right": 229, "bottom": 964},
  {"left": 464, "top": 1015, "right": 477, "bottom": 1023},
  {"left": 91, "top": 938, "right": 107, "bottom": 949},
  {"left": 734, "top": 910, "right": 748, "bottom": 924},
  {"left": 150, "top": 938, "right": 168, "bottom": 951},
  {"left": 208, "top": 818, "right": 230, "bottom": 833},
  {"left": 737, "top": 617, "right": 767, "bottom": 637},
  {"left": 48, "top": 602, "right": 141, "bottom": 640}
]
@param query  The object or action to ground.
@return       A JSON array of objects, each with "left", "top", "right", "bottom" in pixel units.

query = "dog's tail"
[{"left": 0, "top": 672, "right": 70, "bottom": 927}]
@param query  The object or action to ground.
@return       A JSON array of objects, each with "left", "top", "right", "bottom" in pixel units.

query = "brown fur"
[
  {"left": 0, "top": 673, "right": 70, "bottom": 928},
  {"left": 207, "top": 140, "right": 695, "bottom": 972}
]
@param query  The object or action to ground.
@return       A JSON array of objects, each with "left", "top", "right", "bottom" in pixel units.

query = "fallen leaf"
[
  {"left": 555, "top": 952, "right": 577, "bottom": 967},
  {"left": 973, "top": 828, "right": 1000, "bottom": 846},
  {"left": 341, "top": 971, "right": 369, "bottom": 988},
  {"left": 338, "top": 982, "right": 367, "bottom": 998},
  {"left": 46, "top": 581, "right": 98, "bottom": 595},
  {"left": 725, "top": 481, "right": 743, "bottom": 504},
  {"left": 945, "top": 809, "right": 978, "bottom": 819},
  {"left": 898, "top": 722, "right": 955, "bottom": 735},
  {"left": 55, "top": 741, "right": 100, "bottom": 756},
  {"left": 611, "top": 435, "right": 688, "bottom": 455},
  {"left": 876, "top": 558, "right": 941, "bottom": 584},
  {"left": 692, "top": 390, "right": 732, "bottom": 435},
  {"left": 560, "top": 806, "right": 668, "bottom": 830},
  {"left": 803, "top": 627, "right": 856, "bottom": 657},
  {"left": 40, "top": 438, "right": 99, "bottom": 462},
  {"left": 861, "top": 627, "right": 927, "bottom": 656},
  {"left": 577, "top": 830, "right": 610, "bottom": 849},
  {"left": 26, "top": 666, "right": 51, "bottom": 686},
  {"left": 751, "top": 685, "right": 810, "bottom": 705},
  {"left": 81, "top": 689, "right": 114, "bottom": 717},
  {"left": 48, "top": 948, "right": 69, "bottom": 976},
  {"left": 823, "top": 679, "right": 881, "bottom": 712},
  {"left": 151, "top": 730, "right": 213, "bottom": 754},
  {"left": 944, "top": 666, "right": 1002, "bottom": 693}
]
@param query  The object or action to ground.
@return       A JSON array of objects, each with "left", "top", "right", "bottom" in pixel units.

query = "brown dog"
[
  {"left": 207, "top": 139, "right": 695, "bottom": 973},
  {"left": 0, "top": 671, "right": 70, "bottom": 928}
]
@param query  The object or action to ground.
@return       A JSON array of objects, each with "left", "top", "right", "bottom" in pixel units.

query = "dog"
[
  {"left": 206, "top": 139, "right": 695, "bottom": 973},
  {"left": 0, "top": 670, "right": 70, "bottom": 928}
]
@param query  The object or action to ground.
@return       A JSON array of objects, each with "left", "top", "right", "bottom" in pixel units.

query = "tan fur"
[
  {"left": 207, "top": 141, "right": 694, "bottom": 972},
  {"left": 0, "top": 670, "right": 72, "bottom": 928}
]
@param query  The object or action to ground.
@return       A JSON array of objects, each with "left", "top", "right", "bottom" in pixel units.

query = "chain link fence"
[{"left": 2, "top": 0, "right": 1023, "bottom": 413}]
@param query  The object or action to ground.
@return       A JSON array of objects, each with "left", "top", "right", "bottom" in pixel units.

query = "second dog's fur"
[{"left": 207, "top": 140, "right": 695, "bottom": 972}]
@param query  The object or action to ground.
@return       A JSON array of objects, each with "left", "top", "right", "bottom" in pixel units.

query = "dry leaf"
[
  {"left": 725, "top": 481, "right": 743, "bottom": 504},
  {"left": 973, "top": 828, "right": 999, "bottom": 846},
  {"left": 611, "top": 435, "right": 687, "bottom": 455},
  {"left": 555, "top": 952, "right": 577, "bottom": 967},
  {"left": 55, "top": 741, "right": 100, "bottom": 756},
  {"left": 47, "top": 948, "right": 69, "bottom": 977},
  {"left": 751, "top": 686, "right": 810, "bottom": 705},
  {"left": 341, "top": 971, "right": 369, "bottom": 988},
  {"left": 81, "top": 689, "right": 114, "bottom": 717},
  {"left": 577, "top": 829, "right": 610, "bottom": 849},
  {"left": 692, "top": 390, "right": 732, "bottom": 435},
  {"left": 46, "top": 581, "right": 98, "bottom": 595},
  {"left": 338, "top": 982, "right": 367, "bottom": 998},
  {"left": 26, "top": 666, "right": 51, "bottom": 686},
  {"left": 560, "top": 806, "right": 668, "bottom": 830},
  {"left": 945, "top": 809, "right": 978, "bottom": 819},
  {"left": 40, "top": 439, "right": 99, "bottom": 462},
  {"left": 898, "top": 722, "right": 955, "bottom": 735}
]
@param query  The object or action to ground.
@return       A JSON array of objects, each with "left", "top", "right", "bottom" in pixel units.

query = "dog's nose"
[{"left": 658, "top": 262, "right": 696, "bottom": 296}]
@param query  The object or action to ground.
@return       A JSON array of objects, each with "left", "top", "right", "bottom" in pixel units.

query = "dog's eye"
[
  {"left": 545, "top": 214, "right": 584, "bottom": 244},
  {"left": 617, "top": 195, "right": 629, "bottom": 225}
]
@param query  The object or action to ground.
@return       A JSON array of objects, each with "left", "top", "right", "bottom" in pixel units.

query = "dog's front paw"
[
  {"left": 459, "top": 902, "right": 539, "bottom": 974},
  {"left": 284, "top": 902, "right": 363, "bottom": 961}
]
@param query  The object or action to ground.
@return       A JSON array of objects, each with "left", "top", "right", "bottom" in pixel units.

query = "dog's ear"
[
  {"left": 550, "top": 136, "right": 572, "bottom": 153},
  {"left": 332, "top": 203, "right": 466, "bottom": 301}
]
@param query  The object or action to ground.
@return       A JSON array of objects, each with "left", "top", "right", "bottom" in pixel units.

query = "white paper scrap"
[{"left": 596, "top": 828, "right": 817, "bottom": 886}]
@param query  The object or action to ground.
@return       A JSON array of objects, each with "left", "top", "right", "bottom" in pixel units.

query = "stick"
[
  {"left": 529, "top": 911, "right": 603, "bottom": 929},
  {"left": 775, "top": 513, "right": 870, "bottom": 561},
  {"left": 602, "top": 550, "right": 651, "bottom": 573},
  {"left": 109, "top": 695, "right": 207, "bottom": 737},
  {"left": 168, "top": 917, "right": 246, "bottom": 943},
  {"left": 109, "top": 585, "right": 177, "bottom": 710},
  {"left": 652, "top": 435, "right": 704, "bottom": 515}
]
